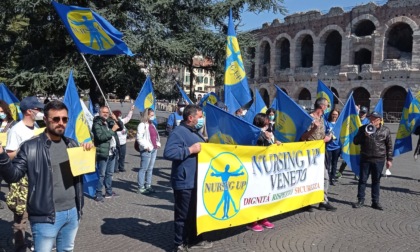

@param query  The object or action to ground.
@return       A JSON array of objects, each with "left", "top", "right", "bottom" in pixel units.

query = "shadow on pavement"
[{"left": 101, "top": 217, "right": 173, "bottom": 251}]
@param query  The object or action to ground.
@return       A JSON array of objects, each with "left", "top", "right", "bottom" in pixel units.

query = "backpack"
[{"left": 6, "top": 176, "right": 28, "bottom": 215}]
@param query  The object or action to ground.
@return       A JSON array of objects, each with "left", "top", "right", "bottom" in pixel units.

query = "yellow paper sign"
[
  {"left": 67, "top": 147, "right": 96, "bottom": 176},
  {"left": 0, "top": 133, "right": 7, "bottom": 146},
  {"left": 34, "top": 127, "right": 45, "bottom": 136}
]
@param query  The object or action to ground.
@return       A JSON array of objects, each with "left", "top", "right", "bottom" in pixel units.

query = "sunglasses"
[{"left": 49, "top": 116, "right": 69, "bottom": 123}]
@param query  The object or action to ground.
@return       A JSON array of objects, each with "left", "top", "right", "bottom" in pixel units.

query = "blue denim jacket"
[{"left": 163, "top": 122, "right": 205, "bottom": 190}]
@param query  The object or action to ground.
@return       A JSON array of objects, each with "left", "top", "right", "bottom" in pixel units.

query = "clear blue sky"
[{"left": 240, "top": 0, "right": 386, "bottom": 31}]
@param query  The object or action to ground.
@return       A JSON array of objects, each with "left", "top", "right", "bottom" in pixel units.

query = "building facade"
[
  {"left": 178, "top": 56, "right": 216, "bottom": 101},
  {"left": 248, "top": 0, "right": 420, "bottom": 121}
]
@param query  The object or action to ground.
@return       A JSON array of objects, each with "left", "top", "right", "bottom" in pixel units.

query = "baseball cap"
[
  {"left": 177, "top": 100, "right": 188, "bottom": 107},
  {"left": 359, "top": 106, "right": 368, "bottom": 114},
  {"left": 20, "top": 96, "right": 44, "bottom": 112},
  {"left": 369, "top": 111, "right": 382, "bottom": 118}
]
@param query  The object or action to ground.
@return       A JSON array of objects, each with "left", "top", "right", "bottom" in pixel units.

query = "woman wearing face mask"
[
  {"left": 246, "top": 113, "right": 278, "bottom": 232},
  {"left": 113, "top": 106, "right": 134, "bottom": 173},
  {"left": 326, "top": 109, "right": 341, "bottom": 186},
  {"left": 0, "top": 100, "right": 16, "bottom": 209},
  {"left": 266, "top": 108, "right": 276, "bottom": 133},
  {"left": 137, "top": 108, "right": 161, "bottom": 194}
]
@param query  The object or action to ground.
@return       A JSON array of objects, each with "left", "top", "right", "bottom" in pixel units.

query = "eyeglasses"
[{"left": 49, "top": 116, "right": 68, "bottom": 123}]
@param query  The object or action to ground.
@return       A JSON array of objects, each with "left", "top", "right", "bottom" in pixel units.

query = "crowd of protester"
[{"left": 0, "top": 96, "right": 396, "bottom": 252}]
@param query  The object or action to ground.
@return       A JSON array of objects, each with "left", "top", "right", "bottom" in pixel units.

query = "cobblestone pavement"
[{"left": 1, "top": 133, "right": 420, "bottom": 252}]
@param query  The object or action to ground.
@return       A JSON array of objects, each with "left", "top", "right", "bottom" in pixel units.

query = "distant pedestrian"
[
  {"left": 136, "top": 108, "right": 160, "bottom": 194},
  {"left": 166, "top": 100, "right": 187, "bottom": 136},
  {"left": 113, "top": 105, "right": 134, "bottom": 173}
]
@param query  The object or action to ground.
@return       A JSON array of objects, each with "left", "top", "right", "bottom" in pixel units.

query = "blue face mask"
[
  {"left": 0, "top": 113, "right": 6, "bottom": 120},
  {"left": 269, "top": 115, "right": 275, "bottom": 121},
  {"left": 195, "top": 118, "right": 204, "bottom": 129}
]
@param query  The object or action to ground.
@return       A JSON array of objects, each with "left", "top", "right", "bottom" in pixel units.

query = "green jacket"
[{"left": 92, "top": 116, "right": 123, "bottom": 159}]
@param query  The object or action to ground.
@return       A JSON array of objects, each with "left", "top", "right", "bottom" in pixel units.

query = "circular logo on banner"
[
  {"left": 144, "top": 93, "right": 154, "bottom": 109},
  {"left": 275, "top": 111, "right": 296, "bottom": 142},
  {"left": 67, "top": 10, "right": 115, "bottom": 51},
  {"left": 202, "top": 152, "right": 248, "bottom": 220}
]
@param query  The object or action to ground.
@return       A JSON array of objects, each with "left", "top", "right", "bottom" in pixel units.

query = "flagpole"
[
  {"left": 80, "top": 53, "right": 111, "bottom": 109},
  {"left": 328, "top": 78, "right": 345, "bottom": 106}
]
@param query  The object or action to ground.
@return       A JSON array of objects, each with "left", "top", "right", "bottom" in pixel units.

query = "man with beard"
[{"left": 0, "top": 100, "right": 93, "bottom": 251}]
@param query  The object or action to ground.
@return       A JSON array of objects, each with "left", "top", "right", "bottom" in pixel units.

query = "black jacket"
[
  {"left": 0, "top": 133, "right": 83, "bottom": 224},
  {"left": 353, "top": 124, "right": 393, "bottom": 162}
]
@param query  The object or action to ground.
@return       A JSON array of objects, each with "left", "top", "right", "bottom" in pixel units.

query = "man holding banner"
[
  {"left": 301, "top": 98, "right": 337, "bottom": 212},
  {"left": 163, "top": 105, "right": 212, "bottom": 252},
  {"left": 0, "top": 101, "right": 93, "bottom": 252}
]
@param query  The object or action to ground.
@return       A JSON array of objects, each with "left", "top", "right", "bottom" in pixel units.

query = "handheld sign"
[{"left": 67, "top": 147, "right": 96, "bottom": 176}]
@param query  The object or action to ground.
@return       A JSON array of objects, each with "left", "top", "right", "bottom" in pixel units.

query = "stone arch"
[
  {"left": 259, "top": 39, "right": 272, "bottom": 77},
  {"left": 318, "top": 26, "right": 344, "bottom": 67},
  {"left": 259, "top": 88, "right": 270, "bottom": 107},
  {"left": 354, "top": 48, "right": 372, "bottom": 72},
  {"left": 384, "top": 22, "right": 413, "bottom": 60},
  {"left": 346, "top": 14, "right": 380, "bottom": 34},
  {"left": 294, "top": 30, "right": 317, "bottom": 68},
  {"left": 354, "top": 20, "right": 376, "bottom": 37},
  {"left": 298, "top": 88, "right": 311, "bottom": 100},
  {"left": 353, "top": 87, "right": 371, "bottom": 109},
  {"left": 275, "top": 34, "right": 292, "bottom": 70},
  {"left": 382, "top": 85, "right": 407, "bottom": 113}
]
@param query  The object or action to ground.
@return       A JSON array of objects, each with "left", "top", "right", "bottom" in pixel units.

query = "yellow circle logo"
[
  {"left": 144, "top": 93, "right": 154, "bottom": 109},
  {"left": 209, "top": 132, "right": 237, "bottom": 145},
  {"left": 340, "top": 114, "right": 360, "bottom": 154},
  {"left": 76, "top": 112, "right": 92, "bottom": 143},
  {"left": 67, "top": 10, "right": 115, "bottom": 51},
  {"left": 202, "top": 152, "right": 248, "bottom": 220},
  {"left": 275, "top": 111, "right": 296, "bottom": 142},
  {"left": 225, "top": 37, "right": 246, "bottom": 85}
]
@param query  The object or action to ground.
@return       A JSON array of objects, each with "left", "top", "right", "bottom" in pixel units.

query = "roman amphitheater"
[{"left": 247, "top": 0, "right": 420, "bottom": 122}]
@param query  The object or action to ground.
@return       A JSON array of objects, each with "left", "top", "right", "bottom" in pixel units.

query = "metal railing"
[{"left": 384, "top": 112, "right": 402, "bottom": 123}]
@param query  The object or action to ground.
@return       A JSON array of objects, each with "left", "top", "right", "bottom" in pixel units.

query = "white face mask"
[
  {"left": 179, "top": 107, "right": 185, "bottom": 114},
  {"left": 35, "top": 112, "right": 44, "bottom": 120},
  {"left": 241, "top": 110, "right": 247, "bottom": 116},
  {"left": 261, "top": 125, "right": 268, "bottom": 132},
  {"left": 149, "top": 116, "right": 156, "bottom": 121}
]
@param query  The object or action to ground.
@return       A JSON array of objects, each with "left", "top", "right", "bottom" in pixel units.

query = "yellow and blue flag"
[
  {"left": 63, "top": 71, "right": 92, "bottom": 144},
  {"left": 199, "top": 92, "right": 220, "bottom": 109},
  {"left": 205, "top": 103, "right": 260, "bottom": 145},
  {"left": 176, "top": 83, "right": 193, "bottom": 105},
  {"left": 63, "top": 71, "right": 96, "bottom": 197},
  {"left": 134, "top": 76, "right": 155, "bottom": 112},
  {"left": 0, "top": 83, "right": 22, "bottom": 120},
  {"left": 52, "top": 1, "right": 134, "bottom": 56},
  {"left": 373, "top": 98, "right": 384, "bottom": 125},
  {"left": 273, "top": 86, "right": 313, "bottom": 142},
  {"left": 333, "top": 94, "right": 361, "bottom": 175},
  {"left": 243, "top": 88, "right": 268, "bottom": 124},
  {"left": 224, "top": 9, "right": 251, "bottom": 114},
  {"left": 317, "top": 80, "right": 334, "bottom": 114},
  {"left": 393, "top": 89, "right": 420, "bottom": 156}
]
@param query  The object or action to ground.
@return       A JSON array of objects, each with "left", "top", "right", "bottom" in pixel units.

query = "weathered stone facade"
[{"left": 247, "top": 0, "right": 420, "bottom": 116}]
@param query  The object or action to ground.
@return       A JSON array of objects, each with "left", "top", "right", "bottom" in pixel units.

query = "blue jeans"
[
  {"left": 31, "top": 207, "right": 79, "bottom": 252},
  {"left": 327, "top": 148, "right": 341, "bottom": 181},
  {"left": 117, "top": 144, "right": 127, "bottom": 171},
  {"left": 357, "top": 160, "right": 385, "bottom": 203},
  {"left": 96, "top": 155, "right": 116, "bottom": 196},
  {"left": 138, "top": 149, "right": 157, "bottom": 188}
]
